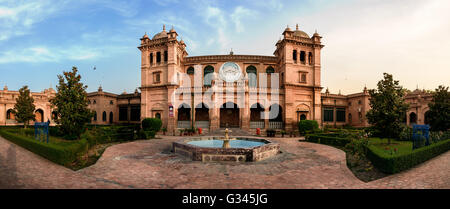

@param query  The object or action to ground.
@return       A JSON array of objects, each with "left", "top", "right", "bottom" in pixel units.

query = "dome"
[
  {"left": 293, "top": 24, "right": 310, "bottom": 38},
  {"left": 153, "top": 31, "right": 167, "bottom": 39},
  {"left": 153, "top": 25, "right": 168, "bottom": 39}
]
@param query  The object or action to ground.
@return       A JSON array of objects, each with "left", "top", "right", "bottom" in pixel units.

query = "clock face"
[{"left": 219, "top": 62, "right": 242, "bottom": 82}]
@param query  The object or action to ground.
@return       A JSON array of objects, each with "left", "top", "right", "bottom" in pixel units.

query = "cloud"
[
  {"left": 0, "top": 45, "right": 130, "bottom": 64},
  {"left": 231, "top": 6, "right": 258, "bottom": 33},
  {"left": 0, "top": 0, "right": 70, "bottom": 41}
]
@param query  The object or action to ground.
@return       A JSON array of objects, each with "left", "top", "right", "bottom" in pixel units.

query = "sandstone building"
[{"left": 0, "top": 25, "right": 435, "bottom": 133}]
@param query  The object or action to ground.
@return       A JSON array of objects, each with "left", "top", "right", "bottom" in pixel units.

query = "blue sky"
[{"left": 1, "top": 0, "right": 449, "bottom": 94}]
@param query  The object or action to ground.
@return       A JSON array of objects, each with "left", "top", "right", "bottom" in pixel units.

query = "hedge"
[
  {"left": 0, "top": 129, "right": 88, "bottom": 166},
  {"left": 142, "top": 118, "right": 162, "bottom": 132},
  {"left": 366, "top": 138, "right": 450, "bottom": 174},
  {"left": 305, "top": 133, "right": 352, "bottom": 147},
  {"left": 298, "top": 120, "right": 319, "bottom": 135}
]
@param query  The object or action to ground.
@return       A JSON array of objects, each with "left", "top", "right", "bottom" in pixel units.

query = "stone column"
[{"left": 242, "top": 92, "right": 250, "bottom": 131}]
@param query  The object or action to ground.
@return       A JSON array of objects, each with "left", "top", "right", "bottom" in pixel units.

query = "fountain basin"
[{"left": 173, "top": 137, "right": 280, "bottom": 162}]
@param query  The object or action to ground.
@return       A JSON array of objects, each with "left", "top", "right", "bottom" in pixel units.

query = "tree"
[
  {"left": 50, "top": 67, "right": 93, "bottom": 140},
  {"left": 426, "top": 85, "right": 450, "bottom": 131},
  {"left": 13, "top": 86, "right": 35, "bottom": 129},
  {"left": 366, "top": 73, "right": 409, "bottom": 144}
]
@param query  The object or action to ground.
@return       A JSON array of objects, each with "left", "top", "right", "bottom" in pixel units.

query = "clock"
[{"left": 219, "top": 62, "right": 242, "bottom": 82}]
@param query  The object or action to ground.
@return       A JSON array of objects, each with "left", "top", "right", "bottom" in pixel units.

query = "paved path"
[{"left": 0, "top": 136, "right": 448, "bottom": 189}]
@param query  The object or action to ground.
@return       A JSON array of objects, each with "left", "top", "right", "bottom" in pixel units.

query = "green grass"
[{"left": 368, "top": 138, "right": 412, "bottom": 156}]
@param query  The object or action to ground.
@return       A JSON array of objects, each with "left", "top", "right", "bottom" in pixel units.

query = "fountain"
[{"left": 172, "top": 128, "right": 280, "bottom": 162}]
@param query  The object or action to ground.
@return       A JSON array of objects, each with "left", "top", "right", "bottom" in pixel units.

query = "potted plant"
[
  {"left": 161, "top": 127, "right": 167, "bottom": 135},
  {"left": 280, "top": 130, "right": 286, "bottom": 138},
  {"left": 179, "top": 129, "right": 184, "bottom": 136},
  {"left": 266, "top": 129, "right": 276, "bottom": 137}
]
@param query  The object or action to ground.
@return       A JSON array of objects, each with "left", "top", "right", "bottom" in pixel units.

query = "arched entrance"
[
  {"left": 250, "top": 103, "right": 264, "bottom": 128},
  {"left": 35, "top": 109, "right": 44, "bottom": 122},
  {"left": 269, "top": 104, "right": 283, "bottom": 129},
  {"left": 220, "top": 102, "right": 239, "bottom": 128},
  {"left": 195, "top": 103, "right": 209, "bottom": 128},
  {"left": 409, "top": 112, "right": 417, "bottom": 125},
  {"left": 300, "top": 114, "right": 307, "bottom": 120},
  {"left": 6, "top": 109, "right": 15, "bottom": 120},
  {"left": 424, "top": 111, "right": 430, "bottom": 125},
  {"left": 177, "top": 103, "right": 191, "bottom": 128},
  {"left": 296, "top": 104, "right": 309, "bottom": 122},
  {"left": 109, "top": 112, "right": 113, "bottom": 124}
]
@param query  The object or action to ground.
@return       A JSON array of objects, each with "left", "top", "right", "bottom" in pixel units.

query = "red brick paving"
[{"left": 0, "top": 135, "right": 448, "bottom": 189}]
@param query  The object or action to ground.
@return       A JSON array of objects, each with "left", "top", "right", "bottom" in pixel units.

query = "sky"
[{"left": 0, "top": 0, "right": 449, "bottom": 94}]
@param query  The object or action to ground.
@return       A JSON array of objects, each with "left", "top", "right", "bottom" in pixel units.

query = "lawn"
[{"left": 368, "top": 138, "right": 412, "bottom": 156}]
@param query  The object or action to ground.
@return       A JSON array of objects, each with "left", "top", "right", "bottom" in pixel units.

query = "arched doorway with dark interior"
[{"left": 220, "top": 102, "right": 239, "bottom": 128}]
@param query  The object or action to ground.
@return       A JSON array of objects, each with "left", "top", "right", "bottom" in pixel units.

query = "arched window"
[
  {"left": 300, "top": 51, "right": 306, "bottom": 63},
  {"left": 308, "top": 52, "right": 313, "bottom": 65},
  {"left": 293, "top": 50, "right": 297, "bottom": 61},
  {"left": 164, "top": 51, "right": 168, "bottom": 62},
  {"left": 187, "top": 66, "right": 194, "bottom": 75},
  {"left": 155, "top": 113, "right": 161, "bottom": 119},
  {"left": 93, "top": 111, "right": 97, "bottom": 121},
  {"left": 203, "top": 65, "right": 214, "bottom": 86},
  {"left": 109, "top": 112, "right": 113, "bottom": 124},
  {"left": 246, "top": 65, "right": 257, "bottom": 87},
  {"left": 266, "top": 66, "right": 274, "bottom": 74},
  {"left": 348, "top": 113, "right": 352, "bottom": 124},
  {"left": 156, "top": 52, "right": 161, "bottom": 63},
  {"left": 150, "top": 53, "right": 153, "bottom": 64},
  {"left": 110, "top": 100, "right": 114, "bottom": 105},
  {"left": 102, "top": 111, "right": 107, "bottom": 122},
  {"left": 93, "top": 100, "right": 96, "bottom": 104}
]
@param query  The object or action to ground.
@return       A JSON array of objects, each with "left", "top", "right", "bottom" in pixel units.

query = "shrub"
[
  {"left": 305, "top": 133, "right": 352, "bottom": 147},
  {"left": 0, "top": 129, "right": 88, "bottom": 166},
  {"left": 298, "top": 120, "right": 319, "bottom": 135},
  {"left": 366, "top": 138, "right": 450, "bottom": 174},
  {"left": 137, "top": 129, "right": 155, "bottom": 139},
  {"left": 398, "top": 124, "right": 412, "bottom": 141},
  {"left": 142, "top": 118, "right": 162, "bottom": 132}
]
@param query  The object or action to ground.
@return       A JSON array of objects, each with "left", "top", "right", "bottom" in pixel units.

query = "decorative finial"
[
  {"left": 339, "top": 89, "right": 341, "bottom": 95},
  {"left": 163, "top": 24, "right": 166, "bottom": 31},
  {"left": 296, "top": 24, "right": 299, "bottom": 30},
  {"left": 230, "top": 48, "right": 234, "bottom": 55}
]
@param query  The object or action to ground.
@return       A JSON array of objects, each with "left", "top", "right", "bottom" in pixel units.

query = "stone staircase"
[{"left": 206, "top": 128, "right": 254, "bottom": 136}]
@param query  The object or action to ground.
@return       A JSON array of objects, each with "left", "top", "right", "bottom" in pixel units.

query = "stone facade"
[
  {"left": 0, "top": 25, "right": 436, "bottom": 132},
  {"left": 0, "top": 85, "right": 57, "bottom": 126}
]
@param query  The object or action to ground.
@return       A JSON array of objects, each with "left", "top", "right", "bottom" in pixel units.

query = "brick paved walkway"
[{"left": 0, "top": 136, "right": 448, "bottom": 189}]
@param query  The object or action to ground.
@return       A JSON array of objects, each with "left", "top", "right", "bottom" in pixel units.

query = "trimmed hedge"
[
  {"left": 0, "top": 129, "right": 88, "bottom": 166},
  {"left": 142, "top": 118, "right": 162, "bottom": 132},
  {"left": 305, "top": 133, "right": 352, "bottom": 147},
  {"left": 298, "top": 120, "right": 319, "bottom": 135},
  {"left": 366, "top": 138, "right": 450, "bottom": 174}
]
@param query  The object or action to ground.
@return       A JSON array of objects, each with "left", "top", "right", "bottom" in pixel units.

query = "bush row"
[
  {"left": 366, "top": 138, "right": 450, "bottom": 174},
  {"left": 305, "top": 133, "right": 352, "bottom": 147},
  {"left": 0, "top": 129, "right": 88, "bottom": 166}
]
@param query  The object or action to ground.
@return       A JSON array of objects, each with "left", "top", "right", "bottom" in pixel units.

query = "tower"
[
  {"left": 274, "top": 24, "right": 324, "bottom": 130},
  {"left": 138, "top": 25, "right": 188, "bottom": 133}
]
